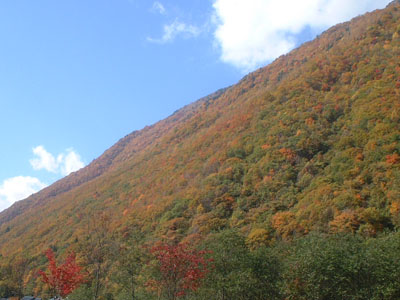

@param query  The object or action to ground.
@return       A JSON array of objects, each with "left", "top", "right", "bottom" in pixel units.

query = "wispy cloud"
[
  {"left": 30, "top": 145, "right": 85, "bottom": 176},
  {"left": 147, "top": 20, "right": 201, "bottom": 44},
  {"left": 0, "top": 176, "right": 47, "bottom": 211},
  {"left": 212, "top": 0, "right": 392, "bottom": 71},
  {"left": 152, "top": 1, "right": 166, "bottom": 15}
]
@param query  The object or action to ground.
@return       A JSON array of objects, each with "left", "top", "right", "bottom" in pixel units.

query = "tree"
[
  {"left": 78, "top": 212, "right": 116, "bottom": 300},
  {"left": 0, "top": 256, "right": 31, "bottom": 298},
  {"left": 283, "top": 233, "right": 372, "bottom": 300},
  {"left": 38, "top": 249, "right": 85, "bottom": 299},
  {"left": 198, "top": 230, "right": 282, "bottom": 300},
  {"left": 148, "top": 242, "right": 211, "bottom": 300},
  {"left": 112, "top": 226, "right": 147, "bottom": 300}
]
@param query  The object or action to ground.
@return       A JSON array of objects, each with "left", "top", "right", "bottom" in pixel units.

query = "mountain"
[{"left": 1, "top": 0, "right": 399, "bottom": 268}]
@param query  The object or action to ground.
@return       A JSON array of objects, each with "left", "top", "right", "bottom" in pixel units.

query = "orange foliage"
[
  {"left": 313, "top": 103, "right": 323, "bottom": 113},
  {"left": 305, "top": 117, "right": 315, "bottom": 126},
  {"left": 272, "top": 211, "right": 299, "bottom": 239},
  {"left": 386, "top": 153, "right": 400, "bottom": 165},
  {"left": 261, "top": 144, "right": 271, "bottom": 150},
  {"left": 330, "top": 210, "right": 360, "bottom": 233},
  {"left": 279, "top": 148, "right": 297, "bottom": 162},
  {"left": 390, "top": 201, "right": 400, "bottom": 216}
]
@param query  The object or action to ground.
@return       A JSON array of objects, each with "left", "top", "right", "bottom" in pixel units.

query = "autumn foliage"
[
  {"left": 0, "top": 2, "right": 399, "bottom": 298},
  {"left": 148, "top": 243, "right": 212, "bottom": 299},
  {"left": 38, "top": 249, "right": 85, "bottom": 298}
]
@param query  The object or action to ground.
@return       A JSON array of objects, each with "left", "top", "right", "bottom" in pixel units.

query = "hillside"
[{"left": 0, "top": 1, "right": 399, "bottom": 296}]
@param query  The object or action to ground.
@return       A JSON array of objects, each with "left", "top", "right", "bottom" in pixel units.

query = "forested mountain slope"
[{"left": 0, "top": 0, "right": 399, "bottom": 271}]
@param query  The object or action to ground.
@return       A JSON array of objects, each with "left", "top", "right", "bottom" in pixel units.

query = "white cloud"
[
  {"left": 0, "top": 146, "right": 84, "bottom": 212},
  {"left": 152, "top": 1, "right": 166, "bottom": 15},
  {"left": 30, "top": 146, "right": 85, "bottom": 176},
  {"left": 60, "top": 149, "right": 85, "bottom": 176},
  {"left": 147, "top": 20, "right": 201, "bottom": 44},
  {"left": 212, "top": 0, "right": 392, "bottom": 71},
  {"left": 0, "top": 176, "right": 47, "bottom": 212},
  {"left": 30, "top": 145, "right": 59, "bottom": 173}
]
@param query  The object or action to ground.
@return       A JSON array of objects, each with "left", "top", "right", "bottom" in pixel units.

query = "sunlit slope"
[{"left": 0, "top": 1, "right": 399, "bottom": 257}]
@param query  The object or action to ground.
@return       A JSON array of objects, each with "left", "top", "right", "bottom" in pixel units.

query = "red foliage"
[
  {"left": 38, "top": 249, "right": 85, "bottom": 298},
  {"left": 148, "top": 243, "right": 212, "bottom": 299}
]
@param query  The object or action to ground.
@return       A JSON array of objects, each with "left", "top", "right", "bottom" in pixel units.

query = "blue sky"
[{"left": 0, "top": 0, "right": 392, "bottom": 211}]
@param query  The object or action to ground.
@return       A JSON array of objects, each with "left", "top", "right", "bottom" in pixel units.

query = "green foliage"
[
  {"left": 197, "top": 230, "right": 282, "bottom": 300},
  {"left": 283, "top": 232, "right": 400, "bottom": 300},
  {"left": 284, "top": 233, "right": 371, "bottom": 300},
  {"left": 364, "top": 232, "right": 400, "bottom": 299}
]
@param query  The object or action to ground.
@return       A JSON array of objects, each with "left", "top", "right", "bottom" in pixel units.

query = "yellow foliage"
[{"left": 246, "top": 228, "right": 271, "bottom": 250}]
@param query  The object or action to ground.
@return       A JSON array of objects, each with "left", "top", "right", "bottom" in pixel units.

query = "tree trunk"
[
  {"left": 93, "top": 264, "right": 101, "bottom": 300},
  {"left": 131, "top": 274, "right": 135, "bottom": 300}
]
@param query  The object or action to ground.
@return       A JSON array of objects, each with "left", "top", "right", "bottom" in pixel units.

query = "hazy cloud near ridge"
[
  {"left": 0, "top": 176, "right": 47, "bottom": 212},
  {"left": 212, "top": 0, "right": 392, "bottom": 71},
  {"left": 60, "top": 150, "right": 85, "bottom": 176},
  {"left": 147, "top": 20, "right": 201, "bottom": 44},
  {"left": 30, "top": 145, "right": 85, "bottom": 176}
]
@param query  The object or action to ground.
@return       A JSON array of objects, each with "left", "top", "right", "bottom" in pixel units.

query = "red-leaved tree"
[
  {"left": 148, "top": 243, "right": 212, "bottom": 300},
  {"left": 38, "top": 248, "right": 86, "bottom": 298}
]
